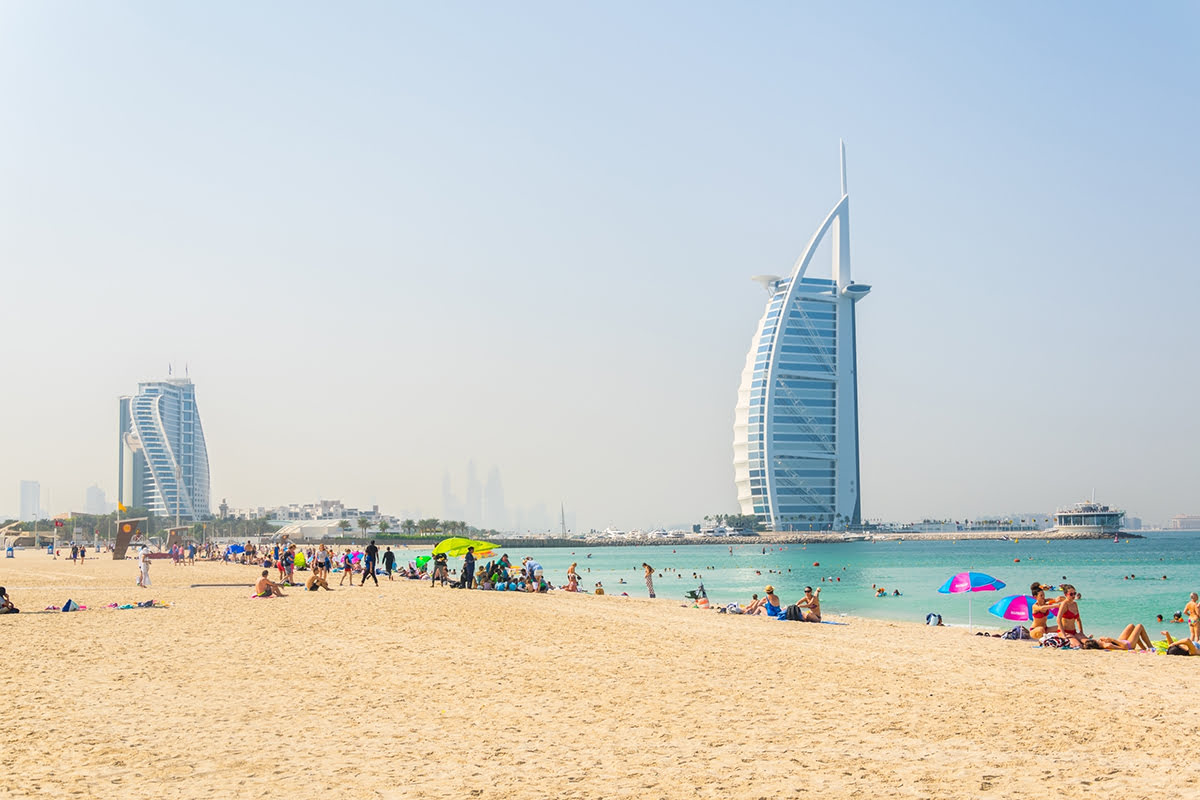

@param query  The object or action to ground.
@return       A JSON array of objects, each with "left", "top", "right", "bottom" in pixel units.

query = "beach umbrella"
[
  {"left": 988, "top": 594, "right": 1056, "bottom": 622},
  {"left": 414, "top": 555, "right": 431, "bottom": 569},
  {"left": 937, "top": 571, "right": 1005, "bottom": 631},
  {"left": 432, "top": 537, "right": 498, "bottom": 558}
]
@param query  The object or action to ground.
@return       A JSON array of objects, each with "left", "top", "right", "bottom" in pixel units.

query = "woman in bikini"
[
  {"left": 1056, "top": 584, "right": 1086, "bottom": 646},
  {"left": 1082, "top": 624, "right": 1154, "bottom": 651},
  {"left": 797, "top": 586, "right": 821, "bottom": 622},
  {"left": 1029, "top": 582, "right": 1063, "bottom": 640},
  {"left": 1184, "top": 593, "right": 1200, "bottom": 643}
]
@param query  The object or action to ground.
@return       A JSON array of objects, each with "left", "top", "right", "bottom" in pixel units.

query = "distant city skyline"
[{"left": 2, "top": 4, "right": 1197, "bottom": 530}]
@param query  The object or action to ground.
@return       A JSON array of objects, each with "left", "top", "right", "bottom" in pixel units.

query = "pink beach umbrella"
[
  {"left": 988, "top": 594, "right": 1056, "bottom": 623},
  {"left": 937, "top": 571, "right": 1006, "bottom": 631}
]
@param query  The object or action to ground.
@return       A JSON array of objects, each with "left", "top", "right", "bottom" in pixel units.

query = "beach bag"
[
  {"left": 785, "top": 604, "right": 804, "bottom": 621},
  {"left": 62, "top": 599, "right": 79, "bottom": 612},
  {"left": 1001, "top": 625, "right": 1031, "bottom": 640},
  {"left": 1040, "top": 634, "right": 1069, "bottom": 649}
]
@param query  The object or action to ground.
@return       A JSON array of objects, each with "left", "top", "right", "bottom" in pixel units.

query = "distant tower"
[
  {"left": 732, "top": 143, "right": 871, "bottom": 531},
  {"left": 118, "top": 377, "right": 211, "bottom": 519},
  {"left": 19, "top": 480, "right": 40, "bottom": 522}
]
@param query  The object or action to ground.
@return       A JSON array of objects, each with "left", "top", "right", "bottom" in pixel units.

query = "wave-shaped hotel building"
[
  {"left": 733, "top": 144, "right": 870, "bottom": 531},
  {"left": 118, "top": 377, "right": 211, "bottom": 520}
]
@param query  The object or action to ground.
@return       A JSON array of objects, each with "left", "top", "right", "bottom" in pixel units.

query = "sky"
[{"left": 2, "top": 2, "right": 1198, "bottom": 529}]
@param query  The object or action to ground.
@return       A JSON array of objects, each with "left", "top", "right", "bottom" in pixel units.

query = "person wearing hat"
[{"left": 748, "top": 586, "right": 782, "bottom": 617}]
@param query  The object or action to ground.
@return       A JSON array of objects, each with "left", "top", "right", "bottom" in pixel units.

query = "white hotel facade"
[{"left": 733, "top": 144, "right": 870, "bottom": 531}]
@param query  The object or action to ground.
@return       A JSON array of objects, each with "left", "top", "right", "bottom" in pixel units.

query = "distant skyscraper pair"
[
  {"left": 733, "top": 144, "right": 871, "bottom": 531},
  {"left": 119, "top": 378, "right": 211, "bottom": 519}
]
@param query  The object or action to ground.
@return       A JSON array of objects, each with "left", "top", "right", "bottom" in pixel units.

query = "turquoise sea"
[{"left": 499, "top": 532, "right": 1200, "bottom": 634}]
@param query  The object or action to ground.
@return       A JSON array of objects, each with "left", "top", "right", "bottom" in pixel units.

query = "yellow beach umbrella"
[{"left": 432, "top": 537, "right": 498, "bottom": 558}]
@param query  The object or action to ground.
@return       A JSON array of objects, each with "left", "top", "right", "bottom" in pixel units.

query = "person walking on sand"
[
  {"left": 361, "top": 540, "right": 379, "bottom": 586},
  {"left": 137, "top": 545, "right": 152, "bottom": 588},
  {"left": 643, "top": 563, "right": 656, "bottom": 598},
  {"left": 382, "top": 546, "right": 396, "bottom": 581}
]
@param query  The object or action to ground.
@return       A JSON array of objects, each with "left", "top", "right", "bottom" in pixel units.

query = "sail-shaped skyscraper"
[
  {"left": 733, "top": 144, "right": 871, "bottom": 531},
  {"left": 118, "top": 377, "right": 211, "bottom": 520}
]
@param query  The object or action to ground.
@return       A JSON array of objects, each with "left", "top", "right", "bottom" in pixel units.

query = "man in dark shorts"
[
  {"left": 382, "top": 546, "right": 396, "bottom": 581},
  {"left": 360, "top": 540, "right": 379, "bottom": 586}
]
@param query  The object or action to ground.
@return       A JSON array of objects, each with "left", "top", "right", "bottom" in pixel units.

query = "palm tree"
[
  {"left": 338, "top": 519, "right": 351, "bottom": 535},
  {"left": 378, "top": 519, "right": 390, "bottom": 536},
  {"left": 357, "top": 516, "right": 370, "bottom": 538},
  {"left": 401, "top": 519, "right": 416, "bottom": 536}
]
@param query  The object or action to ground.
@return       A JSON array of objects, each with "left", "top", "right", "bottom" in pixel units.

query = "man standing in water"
[{"left": 361, "top": 540, "right": 379, "bottom": 586}]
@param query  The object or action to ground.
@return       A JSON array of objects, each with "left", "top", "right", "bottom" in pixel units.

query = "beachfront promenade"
[{"left": 1, "top": 550, "right": 1192, "bottom": 800}]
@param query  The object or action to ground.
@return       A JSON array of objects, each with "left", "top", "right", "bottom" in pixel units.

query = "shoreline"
[{"left": 1, "top": 552, "right": 1194, "bottom": 800}]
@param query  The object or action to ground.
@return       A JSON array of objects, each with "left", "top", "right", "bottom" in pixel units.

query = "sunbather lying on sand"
[
  {"left": 1160, "top": 631, "right": 1199, "bottom": 656},
  {"left": 1080, "top": 624, "right": 1153, "bottom": 651}
]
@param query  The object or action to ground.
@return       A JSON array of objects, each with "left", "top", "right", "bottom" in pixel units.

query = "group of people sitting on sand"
[
  {"left": 721, "top": 585, "right": 822, "bottom": 621},
  {"left": 1029, "top": 582, "right": 1199, "bottom": 655}
]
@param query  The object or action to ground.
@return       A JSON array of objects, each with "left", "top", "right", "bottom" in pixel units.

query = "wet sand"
[{"left": 1, "top": 551, "right": 1194, "bottom": 799}]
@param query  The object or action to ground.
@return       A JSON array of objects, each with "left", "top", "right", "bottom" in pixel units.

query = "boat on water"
[{"left": 1043, "top": 501, "right": 1125, "bottom": 538}]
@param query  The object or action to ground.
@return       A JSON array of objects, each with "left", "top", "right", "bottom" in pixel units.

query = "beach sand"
[{"left": 1, "top": 551, "right": 1194, "bottom": 800}]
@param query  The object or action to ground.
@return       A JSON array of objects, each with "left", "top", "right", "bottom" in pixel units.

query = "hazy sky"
[{"left": 2, "top": 2, "right": 1198, "bottom": 528}]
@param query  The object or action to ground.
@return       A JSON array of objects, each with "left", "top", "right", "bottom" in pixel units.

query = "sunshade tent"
[
  {"left": 432, "top": 538, "right": 499, "bottom": 558},
  {"left": 937, "top": 571, "right": 1005, "bottom": 631}
]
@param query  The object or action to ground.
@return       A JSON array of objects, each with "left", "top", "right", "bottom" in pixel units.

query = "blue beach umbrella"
[{"left": 938, "top": 571, "right": 1005, "bottom": 631}]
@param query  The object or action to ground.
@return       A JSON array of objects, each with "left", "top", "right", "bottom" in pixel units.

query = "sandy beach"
[{"left": 1, "top": 550, "right": 1195, "bottom": 800}]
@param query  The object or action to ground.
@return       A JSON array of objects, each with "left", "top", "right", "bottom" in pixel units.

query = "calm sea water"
[{"left": 496, "top": 532, "right": 1200, "bottom": 634}]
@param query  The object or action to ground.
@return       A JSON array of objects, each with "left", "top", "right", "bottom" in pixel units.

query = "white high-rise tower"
[
  {"left": 732, "top": 143, "right": 871, "bottom": 531},
  {"left": 118, "top": 377, "right": 211, "bottom": 520}
]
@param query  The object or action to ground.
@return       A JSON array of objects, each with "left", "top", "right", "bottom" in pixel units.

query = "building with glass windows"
[
  {"left": 118, "top": 377, "right": 211, "bottom": 520},
  {"left": 733, "top": 144, "right": 871, "bottom": 531}
]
